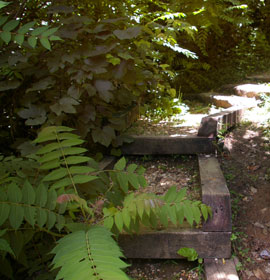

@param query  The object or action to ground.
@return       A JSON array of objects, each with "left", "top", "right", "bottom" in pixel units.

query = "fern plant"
[{"left": 0, "top": 125, "right": 212, "bottom": 280}]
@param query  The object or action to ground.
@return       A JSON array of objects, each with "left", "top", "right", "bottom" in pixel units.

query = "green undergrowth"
[{"left": 0, "top": 126, "right": 212, "bottom": 280}]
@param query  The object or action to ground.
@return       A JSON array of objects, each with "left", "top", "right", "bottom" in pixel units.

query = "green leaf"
[
  {"left": 64, "top": 156, "right": 91, "bottom": 165},
  {"left": 40, "top": 160, "right": 61, "bottom": 170},
  {"left": 117, "top": 172, "right": 129, "bottom": 193},
  {"left": 47, "top": 212, "right": 56, "bottom": 230},
  {"left": 36, "top": 142, "right": 61, "bottom": 155},
  {"left": 60, "top": 139, "right": 85, "bottom": 147},
  {"left": 192, "top": 204, "right": 201, "bottom": 225},
  {"left": 103, "top": 216, "right": 114, "bottom": 230},
  {"left": 0, "top": 2, "right": 10, "bottom": 9},
  {"left": 176, "top": 204, "right": 184, "bottom": 225},
  {"left": 168, "top": 205, "right": 177, "bottom": 225},
  {"left": 24, "top": 206, "right": 36, "bottom": 227},
  {"left": 69, "top": 166, "right": 95, "bottom": 174},
  {"left": 175, "top": 188, "right": 187, "bottom": 202},
  {"left": 18, "top": 21, "right": 36, "bottom": 34},
  {"left": 36, "top": 208, "right": 47, "bottom": 228},
  {"left": 138, "top": 175, "right": 147, "bottom": 187},
  {"left": 46, "top": 189, "right": 57, "bottom": 210},
  {"left": 14, "top": 33, "right": 24, "bottom": 45},
  {"left": 31, "top": 26, "right": 49, "bottom": 36},
  {"left": 28, "top": 36, "right": 37, "bottom": 48},
  {"left": 22, "top": 180, "right": 35, "bottom": 204},
  {"left": 163, "top": 186, "right": 177, "bottom": 203},
  {"left": 3, "top": 19, "right": 19, "bottom": 31},
  {"left": 0, "top": 238, "right": 14, "bottom": 256},
  {"left": 201, "top": 204, "right": 209, "bottom": 221},
  {"left": 42, "top": 27, "right": 58, "bottom": 37},
  {"left": 115, "top": 212, "right": 123, "bottom": 232},
  {"left": 49, "top": 35, "right": 62, "bottom": 41},
  {"left": 183, "top": 201, "right": 194, "bottom": 226},
  {"left": 39, "top": 150, "right": 61, "bottom": 163},
  {"left": 9, "top": 204, "right": 24, "bottom": 230},
  {"left": 35, "top": 183, "right": 47, "bottom": 207},
  {"left": 0, "top": 30, "right": 11, "bottom": 44},
  {"left": 43, "top": 168, "right": 68, "bottom": 182},
  {"left": 8, "top": 182, "right": 22, "bottom": 202},
  {"left": 177, "top": 247, "right": 198, "bottom": 261},
  {"left": 160, "top": 205, "right": 169, "bottom": 227},
  {"left": 0, "top": 190, "right": 9, "bottom": 226},
  {"left": 128, "top": 173, "right": 139, "bottom": 189},
  {"left": 127, "top": 163, "right": 137, "bottom": 173},
  {"left": 73, "top": 175, "right": 98, "bottom": 184},
  {"left": 122, "top": 208, "right": 131, "bottom": 228},
  {"left": 114, "top": 157, "right": 126, "bottom": 171},
  {"left": 40, "top": 37, "right": 51, "bottom": 50},
  {"left": 136, "top": 199, "right": 145, "bottom": 219},
  {"left": 51, "top": 178, "right": 72, "bottom": 190}
]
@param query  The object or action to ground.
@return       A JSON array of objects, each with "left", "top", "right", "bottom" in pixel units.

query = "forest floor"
[{"left": 126, "top": 105, "right": 270, "bottom": 280}]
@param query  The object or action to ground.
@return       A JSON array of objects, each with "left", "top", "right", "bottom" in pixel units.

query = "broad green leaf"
[
  {"left": 47, "top": 212, "right": 56, "bottom": 230},
  {"left": 136, "top": 199, "right": 144, "bottom": 219},
  {"left": 114, "top": 212, "right": 123, "bottom": 232},
  {"left": 49, "top": 35, "right": 62, "bottom": 41},
  {"left": 117, "top": 172, "right": 128, "bottom": 193},
  {"left": 64, "top": 156, "right": 91, "bottom": 165},
  {"left": 40, "top": 160, "right": 61, "bottom": 170},
  {"left": 160, "top": 205, "right": 169, "bottom": 227},
  {"left": 42, "top": 27, "right": 58, "bottom": 37},
  {"left": 58, "top": 132, "right": 79, "bottom": 140},
  {"left": 177, "top": 247, "right": 198, "bottom": 261},
  {"left": 28, "top": 36, "right": 37, "bottom": 48},
  {"left": 0, "top": 30, "right": 11, "bottom": 44},
  {"left": 69, "top": 166, "right": 95, "bottom": 174},
  {"left": 22, "top": 180, "right": 35, "bottom": 204},
  {"left": 46, "top": 189, "right": 57, "bottom": 210},
  {"left": 24, "top": 206, "right": 36, "bottom": 227},
  {"left": 14, "top": 33, "right": 24, "bottom": 45},
  {"left": 35, "top": 183, "right": 47, "bottom": 207},
  {"left": 201, "top": 204, "right": 209, "bottom": 221},
  {"left": 40, "top": 37, "right": 51, "bottom": 50},
  {"left": 114, "top": 157, "right": 126, "bottom": 171},
  {"left": 7, "top": 182, "right": 22, "bottom": 202},
  {"left": 36, "top": 208, "right": 47, "bottom": 228},
  {"left": 122, "top": 208, "right": 131, "bottom": 228},
  {"left": 9, "top": 205, "right": 24, "bottom": 229},
  {"left": 3, "top": 19, "right": 19, "bottom": 31},
  {"left": 0, "top": 202, "right": 9, "bottom": 226},
  {"left": 192, "top": 204, "right": 201, "bottom": 225},
  {"left": 128, "top": 173, "right": 139, "bottom": 189},
  {"left": 127, "top": 163, "right": 137, "bottom": 173},
  {"left": 103, "top": 216, "right": 114, "bottom": 230},
  {"left": 18, "top": 21, "right": 36, "bottom": 34},
  {"left": 168, "top": 205, "right": 177, "bottom": 225},
  {"left": 183, "top": 201, "right": 194, "bottom": 226},
  {"left": 36, "top": 142, "right": 61, "bottom": 155},
  {"left": 51, "top": 178, "right": 72, "bottom": 190},
  {"left": 175, "top": 188, "right": 187, "bottom": 202},
  {"left": 43, "top": 168, "right": 68, "bottom": 182},
  {"left": 73, "top": 175, "right": 98, "bottom": 184},
  {"left": 0, "top": 2, "right": 10, "bottom": 9},
  {"left": 0, "top": 238, "right": 14, "bottom": 256},
  {"left": 61, "top": 147, "right": 88, "bottom": 156},
  {"left": 39, "top": 150, "right": 61, "bottom": 163},
  {"left": 163, "top": 186, "right": 177, "bottom": 203},
  {"left": 60, "top": 139, "right": 85, "bottom": 147},
  {"left": 149, "top": 211, "right": 158, "bottom": 228},
  {"left": 56, "top": 214, "right": 65, "bottom": 231},
  {"left": 0, "top": 16, "right": 8, "bottom": 26},
  {"left": 31, "top": 26, "right": 49, "bottom": 36},
  {"left": 138, "top": 175, "right": 147, "bottom": 187},
  {"left": 176, "top": 204, "right": 184, "bottom": 225}
]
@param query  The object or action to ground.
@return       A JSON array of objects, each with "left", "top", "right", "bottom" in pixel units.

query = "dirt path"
[{"left": 219, "top": 116, "right": 270, "bottom": 279}]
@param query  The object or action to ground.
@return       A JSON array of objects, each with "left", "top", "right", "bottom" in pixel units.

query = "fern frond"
[
  {"left": 0, "top": 180, "right": 65, "bottom": 231},
  {"left": 34, "top": 126, "right": 98, "bottom": 191},
  {"left": 51, "top": 226, "right": 130, "bottom": 280}
]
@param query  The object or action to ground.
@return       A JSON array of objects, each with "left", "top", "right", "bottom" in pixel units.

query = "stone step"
[{"left": 234, "top": 83, "right": 270, "bottom": 98}]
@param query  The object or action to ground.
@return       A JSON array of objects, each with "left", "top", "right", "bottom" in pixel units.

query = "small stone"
[
  {"left": 263, "top": 228, "right": 268, "bottom": 235},
  {"left": 261, "top": 207, "right": 268, "bottom": 214},
  {"left": 250, "top": 186, "right": 258, "bottom": 194},
  {"left": 260, "top": 249, "right": 270, "bottom": 260},
  {"left": 254, "top": 222, "right": 265, "bottom": 229}
]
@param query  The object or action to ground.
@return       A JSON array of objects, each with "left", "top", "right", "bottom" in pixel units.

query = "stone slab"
[
  {"left": 121, "top": 136, "right": 215, "bottom": 155},
  {"left": 199, "top": 156, "right": 232, "bottom": 232},
  {"left": 234, "top": 83, "right": 270, "bottom": 98},
  {"left": 119, "top": 229, "right": 231, "bottom": 259},
  {"left": 204, "top": 258, "right": 239, "bottom": 280}
]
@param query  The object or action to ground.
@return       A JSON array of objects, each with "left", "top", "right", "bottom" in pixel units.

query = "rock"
[
  {"left": 234, "top": 83, "right": 270, "bottom": 98},
  {"left": 250, "top": 186, "right": 258, "bottom": 194},
  {"left": 253, "top": 268, "right": 267, "bottom": 279},
  {"left": 260, "top": 249, "right": 270, "bottom": 260},
  {"left": 261, "top": 208, "right": 268, "bottom": 214},
  {"left": 212, "top": 95, "right": 258, "bottom": 108},
  {"left": 254, "top": 222, "right": 265, "bottom": 229}
]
